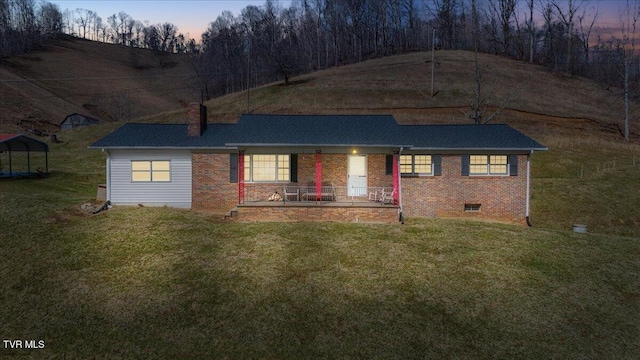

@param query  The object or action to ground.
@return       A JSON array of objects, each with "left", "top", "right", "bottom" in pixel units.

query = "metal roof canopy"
[{"left": 0, "top": 134, "right": 49, "bottom": 177}]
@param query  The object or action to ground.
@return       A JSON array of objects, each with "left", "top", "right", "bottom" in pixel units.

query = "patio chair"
[
  {"left": 379, "top": 189, "right": 396, "bottom": 204},
  {"left": 368, "top": 189, "right": 380, "bottom": 201},
  {"left": 301, "top": 182, "right": 336, "bottom": 201},
  {"left": 283, "top": 186, "right": 299, "bottom": 201}
]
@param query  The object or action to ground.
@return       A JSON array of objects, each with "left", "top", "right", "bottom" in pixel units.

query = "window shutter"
[
  {"left": 509, "top": 155, "right": 518, "bottom": 176},
  {"left": 461, "top": 155, "right": 470, "bottom": 176},
  {"left": 290, "top": 154, "right": 298, "bottom": 182},
  {"left": 433, "top": 155, "right": 442, "bottom": 176},
  {"left": 229, "top": 153, "right": 238, "bottom": 183},
  {"left": 386, "top": 155, "right": 393, "bottom": 175}
]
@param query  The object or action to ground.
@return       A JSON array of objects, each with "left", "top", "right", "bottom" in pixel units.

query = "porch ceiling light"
[{"left": 352, "top": 149, "right": 358, "bottom": 154}]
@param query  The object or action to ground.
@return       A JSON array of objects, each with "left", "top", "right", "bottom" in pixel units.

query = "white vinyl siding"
[{"left": 108, "top": 150, "right": 192, "bottom": 208}]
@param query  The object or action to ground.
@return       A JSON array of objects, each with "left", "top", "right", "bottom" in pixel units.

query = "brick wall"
[
  {"left": 400, "top": 155, "right": 528, "bottom": 223},
  {"left": 192, "top": 152, "right": 238, "bottom": 213},
  {"left": 192, "top": 151, "right": 528, "bottom": 224},
  {"left": 298, "top": 153, "right": 348, "bottom": 186},
  {"left": 368, "top": 154, "right": 393, "bottom": 188},
  {"left": 234, "top": 204, "right": 399, "bottom": 223}
]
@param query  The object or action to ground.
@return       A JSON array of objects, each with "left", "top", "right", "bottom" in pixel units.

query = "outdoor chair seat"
[
  {"left": 283, "top": 186, "right": 300, "bottom": 201},
  {"left": 301, "top": 182, "right": 336, "bottom": 201}
]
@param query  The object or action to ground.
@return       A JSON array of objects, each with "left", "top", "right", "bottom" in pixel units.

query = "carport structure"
[{"left": 0, "top": 134, "right": 49, "bottom": 177}]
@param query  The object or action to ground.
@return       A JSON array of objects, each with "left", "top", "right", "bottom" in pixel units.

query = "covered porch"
[{"left": 232, "top": 148, "right": 403, "bottom": 223}]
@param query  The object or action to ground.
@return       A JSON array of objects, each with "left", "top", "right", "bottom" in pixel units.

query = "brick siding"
[
  {"left": 400, "top": 155, "right": 528, "bottom": 224},
  {"left": 297, "top": 153, "right": 347, "bottom": 186},
  {"left": 192, "top": 152, "right": 528, "bottom": 224},
  {"left": 234, "top": 204, "right": 399, "bottom": 223},
  {"left": 192, "top": 152, "right": 238, "bottom": 212}
]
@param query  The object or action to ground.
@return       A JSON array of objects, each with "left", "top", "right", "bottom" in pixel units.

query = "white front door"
[{"left": 347, "top": 155, "right": 367, "bottom": 196}]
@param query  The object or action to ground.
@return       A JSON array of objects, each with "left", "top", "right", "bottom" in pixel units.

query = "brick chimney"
[{"left": 187, "top": 102, "right": 207, "bottom": 136}]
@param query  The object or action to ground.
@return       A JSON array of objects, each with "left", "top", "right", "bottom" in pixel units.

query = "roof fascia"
[
  {"left": 226, "top": 143, "right": 414, "bottom": 148},
  {"left": 407, "top": 147, "right": 548, "bottom": 152},
  {"left": 87, "top": 146, "right": 235, "bottom": 150}
]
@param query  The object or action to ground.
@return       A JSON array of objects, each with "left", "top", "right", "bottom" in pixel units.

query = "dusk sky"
[
  {"left": 50, "top": 0, "right": 625, "bottom": 42},
  {"left": 49, "top": 0, "right": 292, "bottom": 40}
]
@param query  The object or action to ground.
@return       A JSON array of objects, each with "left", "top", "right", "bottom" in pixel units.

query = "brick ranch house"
[{"left": 90, "top": 103, "right": 547, "bottom": 224}]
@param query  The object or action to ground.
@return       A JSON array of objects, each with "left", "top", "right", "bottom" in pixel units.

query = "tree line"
[
  {"left": 196, "top": 0, "right": 638, "bottom": 140},
  {"left": 0, "top": 0, "right": 198, "bottom": 58},
  {"left": 0, "top": 0, "right": 63, "bottom": 57},
  {"left": 3, "top": 0, "right": 636, "bottom": 93},
  {"left": 2, "top": 0, "right": 638, "bottom": 139}
]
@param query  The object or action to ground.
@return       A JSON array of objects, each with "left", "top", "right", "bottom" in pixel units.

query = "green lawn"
[
  {"left": 1, "top": 171, "right": 639, "bottom": 358},
  {"left": 1, "top": 126, "right": 639, "bottom": 358},
  {"left": 3, "top": 48, "right": 640, "bottom": 357}
]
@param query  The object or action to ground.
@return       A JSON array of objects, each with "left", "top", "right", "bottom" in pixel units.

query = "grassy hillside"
[
  {"left": 141, "top": 50, "right": 640, "bottom": 236},
  {"left": 2, "top": 46, "right": 639, "bottom": 232},
  {"left": 1, "top": 48, "right": 639, "bottom": 357},
  {"left": 0, "top": 35, "right": 199, "bottom": 133}
]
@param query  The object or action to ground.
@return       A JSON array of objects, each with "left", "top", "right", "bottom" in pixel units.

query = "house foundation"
[{"left": 231, "top": 202, "right": 399, "bottom": 223}]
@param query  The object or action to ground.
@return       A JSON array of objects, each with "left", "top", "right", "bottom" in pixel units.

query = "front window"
[
  {"left": 400, "top": 154, "right": 433, "bottom": 175},
  {"left": 244, "top": 154, "right": 290, "bottom": 182},
  {"left": 470, "top": 155, "right": 508, "bottom": 175},
  {"left": 131, "top": 160, "right": 171, "bottom": 182}
]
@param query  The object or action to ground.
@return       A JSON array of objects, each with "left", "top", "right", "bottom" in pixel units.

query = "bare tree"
[
  {"left": 39, "top": 3, "right": 62, "bottom": 36},
  {"left": 552, "top": 0, "right": 585, "bottom": 74},
  {"left": 98, "top": 19, "right": 108, "bottom": 43},
  {"left": 0, "top": 0, "right": 9, "bottom": 55},
  {"left": 428, "top": 0, "right": 458, "bottom": 49},
  {"left": 467, "top": 51, "right": 524, "bottom": 124},
  {"left": 489, "top": 0, "right": 518, "bottom": 55},
  {"left": 540, "top": 0, "right": 559, "bottom": 68},
  {"left": 107, "top": 14, "right": 120, "bottom": 43},
  {"left": 62, "top": 8, "right": 74, "bottom": 35},
  {"left": 118, "top": 11, "right": 131, "bottom": 44},
  {"left": 75, "top": 8, "right": 92, "bottom": 38},
  {"left": 577, "top": 1, "right": 598, "bottom": 64},
  {"left": 157, "top": 22, "right": 178, "bottom": 52},
  {"left": 528, "top": 0, "right": 535, "bottom": 62},
  {"left": 616, "top": 0, "right": 639, "bottom": 141},
  {"left": 133, "top": 20, "right": 145, "bottom": 46}
]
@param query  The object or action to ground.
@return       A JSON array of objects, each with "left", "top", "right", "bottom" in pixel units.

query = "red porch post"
[
  {"left": 315, "top": 150, "right": 322, "bottom": 201},
  {"left": 392, "top": 151, "right": 399, "bottom": 205},
  {"left": 238, "top": 150, "right": 245, "bottom": 204}
]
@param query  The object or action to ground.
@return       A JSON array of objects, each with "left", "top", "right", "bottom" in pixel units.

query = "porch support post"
[
  {"left": 238, "top": 150, "right": 245, "bottom": 204},
  {"left": 392, "top": 151, "right": 399, "bottom": 205},
  {"left": 315, "top": 150, "right": 322, "bottom": 202}
]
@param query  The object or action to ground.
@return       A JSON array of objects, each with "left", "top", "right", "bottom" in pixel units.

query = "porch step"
[{"left": 224, "top": 207, "right": 238, "bottom": 220}]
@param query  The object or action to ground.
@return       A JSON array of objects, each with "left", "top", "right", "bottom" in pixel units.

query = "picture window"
[
  {"left": 131, "top": 160, "right": 171, "bottom": 182},
  {"left": 244, "top": 154, "right": 290, "bottom": 182}
]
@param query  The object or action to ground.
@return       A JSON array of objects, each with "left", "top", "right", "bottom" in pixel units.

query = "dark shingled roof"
[
  {"left": 223, "top": 114, "right": 407, "bottom": 147},
  {"left": 90, "top": 114, "right": 547, "bottom": 151},
  {"left": 401, "top": 124, "right": 547, "bottom": 150}
]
